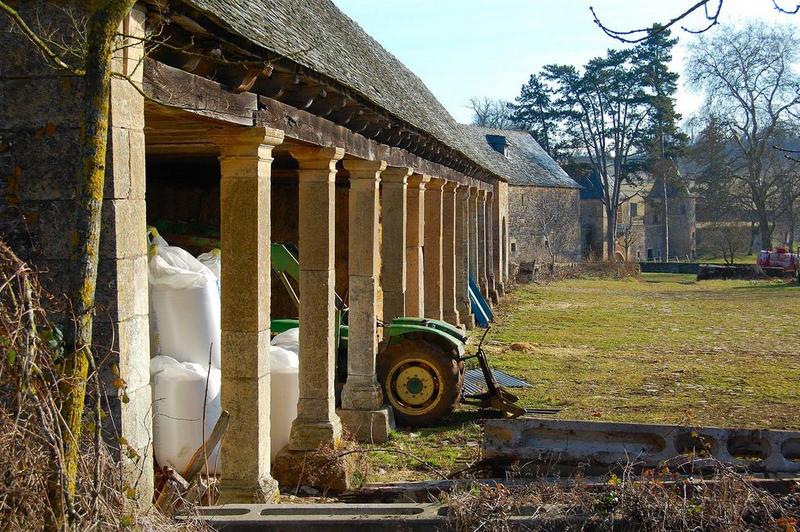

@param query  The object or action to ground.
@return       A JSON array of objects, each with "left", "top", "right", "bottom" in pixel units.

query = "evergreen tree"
[{"left": 634, "top": 25, "right": 689, "bottom": 259}]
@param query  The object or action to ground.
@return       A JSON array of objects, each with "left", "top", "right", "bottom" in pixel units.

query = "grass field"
[{"left": 365, "top": 273, "right": 800, "bottom": 482}]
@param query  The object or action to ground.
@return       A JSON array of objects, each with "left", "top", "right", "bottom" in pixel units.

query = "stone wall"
[
  {"left": 644, "top": 196, "right": 696, "bottom": 261},
  {"left": 579, "top": 198, "right": 606, "bottom": 259},
  {"left": 509, "top": 186, "right": 581, "bottom": 270},
  {"left": 0, "top": 1, "right": 153, "bottom": 502}
]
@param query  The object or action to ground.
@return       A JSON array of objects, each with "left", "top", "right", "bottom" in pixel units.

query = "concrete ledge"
[
  {"left": 188, "top": 503, "right": 590, "bottom": 531},
  {"left": 484, "top": 418, "right": 800, "bottom": 474},
  {"left": 337, "top": 407, "right": 394, "bottom": 443}
]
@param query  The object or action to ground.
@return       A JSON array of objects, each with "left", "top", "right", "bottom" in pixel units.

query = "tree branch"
[{"left": 0, "top": 1, "right": 83, "bottom": 74}]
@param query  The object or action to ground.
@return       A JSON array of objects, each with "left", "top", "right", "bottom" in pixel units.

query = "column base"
[
  {"left": 462, "top": 314, "right": 476, "bottom": 330},
  {"left": 495, "top": 281, "right": 506, "bottom": 297},
  {"left": 341, "top": 378, "right": 384, "bottom": 411},
  {"left": 218, "top": 475, "right": 280, "bottom": 504},
  {"left": 289, "top": 417, "right": 343, "bottom": 452},
  {"left": 272, "top": 446, "right": 354, "bottom": 492},
  {"left": 443, "top": 309, "right": 461, "bottom": 328},
  {"left": 337, "top": 406, "right": 394, "bottom": 443},
  {"left": 479, "top": 279, "right": 493, "bottom": 309}
]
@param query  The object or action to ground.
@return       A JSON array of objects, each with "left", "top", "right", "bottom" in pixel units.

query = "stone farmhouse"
[
  {"left": 0, "top": 0, "right": 527, "bottom": 504},
  {"left": 465, "top": 127, "right": 582, "bottom": 277},
  {"left": 577, "top": 171, "right": 696, "bottom": 261}
]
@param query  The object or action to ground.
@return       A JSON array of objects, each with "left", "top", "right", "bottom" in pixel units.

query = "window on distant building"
[
  {"left": 653, "top": 213, "right": 659, "bottom": 224},
  {"left": 680, "top": 204, "right": 687, "bottom": 215},
  {"left": 630, "top": 203, "right": 638, "bottom": 217},
  {"left": 647, "top": 248, "right": 653, "bottom": 260}
]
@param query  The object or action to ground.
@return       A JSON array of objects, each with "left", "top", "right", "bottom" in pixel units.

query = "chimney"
[{"left": 486, "top": 134, "right": 508, "bottom": 157}]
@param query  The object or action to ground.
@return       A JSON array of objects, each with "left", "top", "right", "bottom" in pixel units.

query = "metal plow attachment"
[{"left": 460, "top": 327, "right": 546, "bottom": 418}]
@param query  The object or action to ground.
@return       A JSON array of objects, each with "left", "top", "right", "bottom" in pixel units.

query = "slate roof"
[
  {"left": 181, "top": 0, "right": 503, "bottom": 179},
  {"left": 575, "top": 171, "right": 605, "bottom": 200},
  {"left": 463, "top": 126, "right": 581, "bottom": 189}
]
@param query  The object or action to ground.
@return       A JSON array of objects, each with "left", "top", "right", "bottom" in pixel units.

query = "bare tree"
[
  {"left": 687, "top": 21, "right": 800, "bottom": 249},
  {"left": 618, "top": 209, "right": 641, "bottom": 261},
  {"left": 467, "top": 96, "right": 514, "bottom": 129},
  {"left": 529, "top": 190, "right": 580, "bottom": 269},
  {"left": 591, "top": 0, "right": 798, "bottom": 44},
  {"left": 701, "top": 221, "right": 752, "bottom": 264}
]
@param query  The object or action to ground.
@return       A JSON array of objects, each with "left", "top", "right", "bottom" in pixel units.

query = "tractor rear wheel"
[{"left": 377, "top": 338, "right": 463, "bottom": 427}]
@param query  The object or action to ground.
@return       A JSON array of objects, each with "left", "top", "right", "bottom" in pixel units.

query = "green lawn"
[
  {"left": 365, "top": 274, "right": 800, "bottom": 482},
  {"left": 695, "top": 252, "right": 756, "bottom": 264}
]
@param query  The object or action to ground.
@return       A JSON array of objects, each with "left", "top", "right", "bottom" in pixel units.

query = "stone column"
[
  {"left": 486, "top": 191, "right": 498, "bottom": 303},
  {"left": 490, "top": 187, "right": 505, "bottom": 299},
  {"left": 287, "top": 146, "right": 344, "bottom": 451},
  {"left": 477, "top": 189, "right": 490, "bottom": 303},
  {"left": 456, "top": 186, "right": 474, "bottom": 329},
  {"left": 101, "top": 4, "right": 152, "bottom": 504},
  {"left": 441, "top": 181, "right": 461, "bottom": 326},
  {"left": 468, "top": 185, "right": 479, "bottom": 284},
  {"left": 380, "top": 167, "right": 412, "bottom": 323},
  {"left": 338, "top": 159, "right": 393, "bottom": 443},
  {"left": 405, "top": 174, "right": 429, "bottom": 317},
  {"left": 423, "top": 177, "right": 445, "bottom": 320},
  {"left": 214, "top": 127, "right": 284, "bottom": 502}
]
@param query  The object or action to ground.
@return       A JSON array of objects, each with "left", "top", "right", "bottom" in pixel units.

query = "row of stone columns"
[{"left": 213, "top": 128, "right": 503, "bottom": 501}]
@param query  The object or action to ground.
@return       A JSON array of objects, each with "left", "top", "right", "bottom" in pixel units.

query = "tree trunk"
[
  {"left": 605, "top": 206, "right": 616, "bottom": 261},
  {"left": 758, "top": 212, "right": 772, "bottom": 251},
  {"left": 662, "top": 179, "right": 669, "bottom": 262},
  {"left": 51, "top": 1, "right": 136, "bottom": 527}
]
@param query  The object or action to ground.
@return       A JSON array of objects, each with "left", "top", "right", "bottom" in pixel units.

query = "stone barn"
[
  {"left": 465, "top": 127, "right": 581, "bottom": 278},
  {"left": 1, "top": 0, "right": 511, "bottom": 504}
]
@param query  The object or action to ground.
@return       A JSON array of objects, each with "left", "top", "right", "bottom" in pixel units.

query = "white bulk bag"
[
  {"left": 270, "top": 327, "right": 299, "bottom": 354},
  {"left": 197, "top": 248, "right": 221, "bottom": 282},
  {"left": 151, "top": 355, "right": 222, "bottom": 474},
  {"left": 269, "top": 340, "right": 299, "bottom": 460},
  {"left": 149, "top": 242, "right": 221, "bottom": 368}
]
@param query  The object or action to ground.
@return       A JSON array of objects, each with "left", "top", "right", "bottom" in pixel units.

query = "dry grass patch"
[{"left": 368, "top": 274, "right": 800, "bottom": 482}]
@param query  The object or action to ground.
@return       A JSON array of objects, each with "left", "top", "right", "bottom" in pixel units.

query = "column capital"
[
  {"left": 408, "top": 173, "right": 431, "bottom": 189},
  {"left": 290, "top": 145, "right": 345, "bottom": 181},
  {"left": 382, "top": 166, "right": 413, "bottom": 184},
  {"left": 477, "top": 189, "right": 488, "bottom": 200},
  {"left": 468, "top": 184, "right": 480, "bottom": 198},
  {"left": 343, "top": 158, "right": 387, "bottom": 179},
  {"left": 212, "top": 126, "right": 285, "bottom": 157},
  {"left": 427, "top": 176, "right": 447, "bottom": 191},
  {"left": 442, "top": 180, "right": 459, "bottom": 193}
]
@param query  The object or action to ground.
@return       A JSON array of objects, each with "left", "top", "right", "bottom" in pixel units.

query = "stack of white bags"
[
  {"left": 148, "top": 231, "right": 223, "bottom": 474},
  {"left": 147, "top": 230, "right": 299, "bottom": 474}
]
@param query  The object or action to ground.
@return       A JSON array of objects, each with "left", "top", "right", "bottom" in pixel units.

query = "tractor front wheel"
[{"left": 377, "top": 338, "right": 463, "bottom": 427}]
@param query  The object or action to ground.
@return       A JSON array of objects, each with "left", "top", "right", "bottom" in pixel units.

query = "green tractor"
[
  {"left": 152, "top": 220, "right": 522, "bottom": 426},
  {"left": 270, "top": 243, "right": 523, "bottom": 426}
]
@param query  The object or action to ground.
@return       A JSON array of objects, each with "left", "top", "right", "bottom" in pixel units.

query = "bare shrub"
[
  {"left": 0, "top": 242, "right": 197, "bottom": 529},
  {"left": 443, "top": 465, "right": 799, "bottom": 531}
]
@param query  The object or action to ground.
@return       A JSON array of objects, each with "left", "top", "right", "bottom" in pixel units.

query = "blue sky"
[{"left": 330, "top": 0, "right": 798, "bottom": 124}]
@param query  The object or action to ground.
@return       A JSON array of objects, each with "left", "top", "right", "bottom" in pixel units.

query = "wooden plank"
[
  {"left": 257, "top": 97, "right": 495, "bottom": 186},
  {"left": 144, "top": 58, "right": 256, "bottom": 126},
  {"left": 182, "top": 410, "right": 231, "bottom": 482},
  {"left": 143, "top": 58, "right": 498, "bottom": 186}
]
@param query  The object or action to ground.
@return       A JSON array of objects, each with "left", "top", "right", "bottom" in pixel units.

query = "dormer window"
[{"left": 486, "top": 134, "right": 509, "bottom": 158}]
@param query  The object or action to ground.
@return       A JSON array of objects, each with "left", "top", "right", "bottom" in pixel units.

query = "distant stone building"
[
  {"left": 577, "top": 171, "right": 608, "bottom": 259},
  {"left": 644, "top": 177, "right": 697, "bottom": 261},
  {"left": 576, "top": 171, "right": 695, "bottom": 261},
  {"left": 464, "top": 127, "right": 582, "bottom": 277}
]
